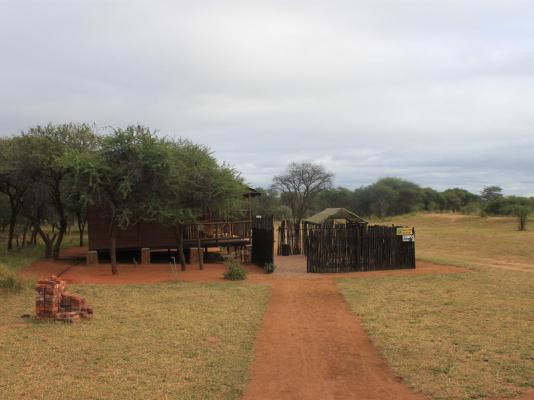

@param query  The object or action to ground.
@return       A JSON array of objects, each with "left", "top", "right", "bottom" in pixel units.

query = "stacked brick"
[{"left": 35, "top": 276, "right": 93, "bottom": 323}]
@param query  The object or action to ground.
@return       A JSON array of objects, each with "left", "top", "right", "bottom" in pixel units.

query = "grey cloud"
[{"left": 0, "top": 1, "right": 533, "bottom": 195}]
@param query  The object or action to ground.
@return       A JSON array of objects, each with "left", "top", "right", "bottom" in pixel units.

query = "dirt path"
[{"left": 242, "top": 275, "right": 425, "bottom": 400}]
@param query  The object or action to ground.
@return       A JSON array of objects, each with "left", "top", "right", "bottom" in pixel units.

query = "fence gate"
[
  {"left": 277, "top": 220, "right": 304, "bottom": 255},
  {"left": 251, "top": 216, "right": 274, "bottom": 267}
]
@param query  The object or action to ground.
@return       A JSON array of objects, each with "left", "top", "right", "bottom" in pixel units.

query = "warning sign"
[{"left": 396, "top": 227, "right": 413, "bottom": 236}]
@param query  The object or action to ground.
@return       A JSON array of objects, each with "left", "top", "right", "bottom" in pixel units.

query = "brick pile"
[{"left": 35, "top": 276, "right": 93, "bottom": 323}]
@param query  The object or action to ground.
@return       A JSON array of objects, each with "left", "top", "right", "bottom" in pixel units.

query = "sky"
[{"left": 1, "top": 0, "right": 533, "bottom": 195}]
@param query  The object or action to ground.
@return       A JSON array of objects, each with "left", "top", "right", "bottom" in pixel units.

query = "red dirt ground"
[
  {"left": 19, "top": 249, "right": 532, "bottom": 400},
  {"left": 19, "top": 246, "right": 464, "bottom": 284},
  {"left": 242, "top": 276, "right": 426, "bottom": 400}
]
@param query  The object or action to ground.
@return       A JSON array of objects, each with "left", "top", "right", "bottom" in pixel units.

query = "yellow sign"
[{"left": 396, "top": 227, "right": 413, "bottom": 235}]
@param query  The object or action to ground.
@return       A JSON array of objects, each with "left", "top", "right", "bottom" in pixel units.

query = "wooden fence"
[
  {"left": 251, "top": 216, "right": 274, "bottom": 267},
  {"left": 306, "top": 224, "right": 415, "bottom": 273},
  {"left": 277, "top": 220, "right": 303, "bottom": 256}
]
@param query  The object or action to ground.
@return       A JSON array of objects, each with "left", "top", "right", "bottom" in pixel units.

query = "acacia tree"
[
  {"left": 272, "top": 162, "right": 333, "bottom": 222},
  {"left": 513, "top": 205, "right": 529, "bottom": 231},
  {"left": 92, "top": 126, "right": 173, "bottom": 275},
  {"left": 157, "top": 140, "right": 244, "bottom": 271},
  {"left": 17, "top": 123, "right": 98, "bottom": 258}
]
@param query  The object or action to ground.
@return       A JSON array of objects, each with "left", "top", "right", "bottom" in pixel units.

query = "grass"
[
  {"left": 0, "top": 231, "right": 79, "bottom": 272},
  {"left": 338, "top": 213, "right": 534, "bottom": 399},
  {"left": 372, "top": 213, "right": 534, "bottom": 270},
  {"left": 0, "top": 281, "right": 270, "bottom": 400},
  {"left": 338, "top": 269, "right": 534, "bottom": 399}
]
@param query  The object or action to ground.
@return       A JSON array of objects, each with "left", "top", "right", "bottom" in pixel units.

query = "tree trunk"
[
  {"left": 34, "top": 224, "right": 53, "bottom": 258},
  {"left": 174, "top": 224, "right": 186, "bottom": 271},
  {"left": 77, "top": 213, "right": 86, "bottom": 247},
  {"left": 53, "top": 219, "right": 67, "bottom": 260},
  {"left": 20, "top": 224, "right": 28, "bottom": 249},
  {"left": 30, "top": 228, "right": 38, "bottom": 246},
  {"left": 110, "top": 224, "right": 118, "bottom": 275},
  {"left": 197, "top": 225, "right": 203, "bottom": 270},
  {"left": 7, "top": 213, "right": 16, "bottom": 251}
]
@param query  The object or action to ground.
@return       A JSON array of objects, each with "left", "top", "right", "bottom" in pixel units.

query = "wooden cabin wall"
[{"left": 87, "top": 206, "right": 176, "bottom": 251}]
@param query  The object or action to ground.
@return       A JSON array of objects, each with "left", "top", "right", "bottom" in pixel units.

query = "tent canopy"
[{"left": 304, "top": 208, "right": 368, "bottom": 225}]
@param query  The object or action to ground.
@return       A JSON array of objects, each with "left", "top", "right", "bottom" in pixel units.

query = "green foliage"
[
  {"left": 0, "top": 124, "right": 99, "bottom": 257},
  {"left": 93, "top": 125, "right": 173, "bottom": 229},
  {"left": 263, "top": 262, "right": 276, "bottom": 274},
  {"left": 223, "top": 259, "right": 247, "bottom": 281},
  {"left": 0, "top": 265, "right": 23, "bottom": 292},
  {"left": 266, "top": 173, "right": 534, "bottom": 219},
  {"left": 480, "top": 185, "right": 503, "bottom": 203},
  {"left": 512, "top": 205, "right": 529, "bottom": 231},
  {"left": 158, "top": 139, "right": 244, "bottom": 226}
]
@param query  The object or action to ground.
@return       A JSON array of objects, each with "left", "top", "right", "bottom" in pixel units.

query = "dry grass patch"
[
  {"left": 374, "top": 213, "right": 534, "bottom": 270},
  {"left": 0, "top": 282, "right": 270, "bottom": 400},
  {"left": 338, "top": 268, "right": 534, "bottom": 400}
]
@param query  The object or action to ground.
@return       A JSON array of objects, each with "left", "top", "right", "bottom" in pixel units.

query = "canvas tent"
[{"left": 304, "top": 208, "right": 368, "bottom": 225}]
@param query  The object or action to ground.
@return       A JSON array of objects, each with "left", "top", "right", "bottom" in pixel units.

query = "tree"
[
  {"left": 314, "top": 187, "right": 353, "bottom": 212},
  {"left": 251, "top": 187, "right": 281, "bottom": 218},
  {"left": 0, "top": 137, "right": 30, "bottom": 250},
  {"left": 512, "top": 205, "right": 529, "bottom": 231},
  {"left": 156, "top": 139, "right": 244, "bottom": 271},
  {"left": 481, "top": 186, "right": 503, "bottom": 203},
  {"left": 92, "top": 126, "right": 173, "bottom": 274},
  {"left": 18, "top": 123, "right": 98, "bottom": 258},
  {"left": 272, "top": 162, "right": 333, "bottom": 222}
]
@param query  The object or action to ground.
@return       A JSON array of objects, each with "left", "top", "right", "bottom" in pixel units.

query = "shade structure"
[{"left": 304, "top": 208, "right": 368, "bottom": 225}]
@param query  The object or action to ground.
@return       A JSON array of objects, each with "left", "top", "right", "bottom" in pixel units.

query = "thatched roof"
[{"left": 304, "top": 208, "right": 368, "bottom": 225}]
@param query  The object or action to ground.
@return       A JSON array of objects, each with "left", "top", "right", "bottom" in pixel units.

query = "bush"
[
  {"left": 264, "top": 262, "right": 276, "bottom": 274},
  {"left": 512, "top": 205, "right": 529, "bottom": 231},
  {"left": 223, "top": 259, "right": 247, "bottom": 281},
  {"left": 0, "top": 265, "right": 23, "bottom": 293}
]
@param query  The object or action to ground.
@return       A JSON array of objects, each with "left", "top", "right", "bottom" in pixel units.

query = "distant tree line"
[
  {"left": 0, "top": 124, "right": 245, "bottom": 273},
  {"left": 252, "top": 163, "right": 533, "bottom": 230}
]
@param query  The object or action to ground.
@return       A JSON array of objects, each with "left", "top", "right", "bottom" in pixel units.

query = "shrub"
[
  {"left": 263, "top": 262, "right": 276, "bottom": 274},
  {"left": 0, "top": 265, "right": 23, "bottom": 293},
  {"left": 223, "top": 259, "right": 247, "bottom": 281},
  {"left": 512, "top": 205, "right": 529, "bottom": 231}
]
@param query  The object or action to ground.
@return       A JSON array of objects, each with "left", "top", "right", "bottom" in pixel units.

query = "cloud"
[{"left": 0, "top": 0, "right": 533, "bottom": 195}]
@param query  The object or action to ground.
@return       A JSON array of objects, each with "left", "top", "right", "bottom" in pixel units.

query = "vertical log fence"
[
  {"left": 251, "top": 216, "right": 274, "bottom": 267},
  {"left": 306, "top": 224, "right": 415, "bottom": 273}
]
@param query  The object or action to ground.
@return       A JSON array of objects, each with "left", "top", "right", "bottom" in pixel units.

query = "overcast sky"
[{"left": 1, "top": 1, "right": 533, "bottom": 195}]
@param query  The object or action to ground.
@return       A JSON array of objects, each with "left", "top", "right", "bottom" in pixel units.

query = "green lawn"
[
  {"left": 338, "top": 267, "right": 534, "bottom": 400},
  {"left": 0, "top": 282, "right": 270, "bottom": 400}
]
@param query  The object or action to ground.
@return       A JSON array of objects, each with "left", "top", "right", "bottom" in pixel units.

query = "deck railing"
[{"left": 184, "top": 220, "right": 252, "bottom": 242}]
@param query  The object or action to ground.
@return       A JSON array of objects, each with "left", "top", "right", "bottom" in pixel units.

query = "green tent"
[{"left": 304, "top": 208, "right": 368, "bottom": 225}]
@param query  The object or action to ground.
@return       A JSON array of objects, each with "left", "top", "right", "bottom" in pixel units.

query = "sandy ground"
[{"left": 19, "top": 249, "right": 533, "bottom": 400}]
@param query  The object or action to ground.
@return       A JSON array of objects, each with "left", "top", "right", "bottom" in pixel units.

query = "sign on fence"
[
  {"left": 396, "top": 227, "right": 414, "bottom": 236},
  {"left": 402, "top": 235, "right": 415, "bottom": 242}
]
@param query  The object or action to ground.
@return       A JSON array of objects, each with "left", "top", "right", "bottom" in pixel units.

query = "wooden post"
[
  {"left": 86, "top": 250, "right": 98, "bottom": 265},
  {"left": 141, "top": 248, "right": 150, "bottom": 265}
]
